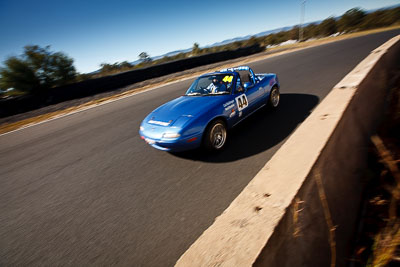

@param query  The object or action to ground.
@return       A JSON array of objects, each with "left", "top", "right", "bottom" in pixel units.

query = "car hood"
[{"left": 148, "top": 95, "right": 228, "bottom": 126}]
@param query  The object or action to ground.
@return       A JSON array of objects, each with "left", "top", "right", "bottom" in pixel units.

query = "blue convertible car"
[{"left": 139, "top": 66, "right": 280, "bottom": 152}]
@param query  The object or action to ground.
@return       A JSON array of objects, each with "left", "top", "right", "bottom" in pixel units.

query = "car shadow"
[{"left": 170, "top": 93, "right": 319, "bottom": 162}]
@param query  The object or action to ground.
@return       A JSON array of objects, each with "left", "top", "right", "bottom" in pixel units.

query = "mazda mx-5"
[{"left": 139, "top": 66, "right": 280, "bottom": 152}]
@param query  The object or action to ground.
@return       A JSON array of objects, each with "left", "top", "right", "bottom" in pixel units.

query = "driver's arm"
[{"left": 206, "top": 83, "right": 215, "bottom": 92}]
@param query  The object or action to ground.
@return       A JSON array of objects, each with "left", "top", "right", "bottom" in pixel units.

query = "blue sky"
[{"left": 0, "top": 0, "right": 399, "bottom": 73}]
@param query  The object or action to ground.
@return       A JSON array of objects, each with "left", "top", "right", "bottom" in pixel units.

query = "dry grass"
[
  {"left": 368, "top": 135, "right": 400, "bottom": 266},
  {"left": 370, "top": 221, "right": 400, "bottom": 267}
]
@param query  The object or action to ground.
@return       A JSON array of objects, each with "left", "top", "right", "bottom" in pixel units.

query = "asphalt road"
[{"left": 1, "top": 29, "right": 399, "bottom": 266}]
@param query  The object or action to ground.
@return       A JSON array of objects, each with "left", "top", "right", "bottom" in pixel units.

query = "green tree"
[
  {"left": 119, "top": 61, "right": 132, "bottom": 69},
  {"left": 138, "top": 52, "right": 151, "bottom": 62},
  {"left": 192, "top": 43, "right": 201, "bottom": 55},
  {"left": 99, "top": 63, "right": 116, "bottom": 73},
  {"left": 288, "top": 26, "right": 300, "bottom": 40},
  {"left": 303, "top": 23, "right": 319, "bottom": 39},
  {"left": 230, "top": 41, "right": 243, "bottom": 50},
  {"left": 0, "top": 45, "right": 76, "bottom": 93},
  {"left": 360, "top": 8, "right": 400, "bottom": 30},
  {"left": 244, "top": 36, "right": 258, "bottom": 47},
  {"left": 265, "top": 34, "right": 279, "bottom": 46},
  {"left": 99, "top": 61, "right": 133, "bottom": 74},
  {"left": 338, "top": 8, "right": 366, "bottom": 32},
  {"left": 317, "top": 17, "right": 338, "bottom": 36}
]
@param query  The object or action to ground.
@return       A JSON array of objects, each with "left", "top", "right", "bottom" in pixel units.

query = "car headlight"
[
  {"left": 140, "top": 126, "right": 144, "bottom": 131},
  {"left": 162, "top": 132, "right": 181, "bottom": 139}
]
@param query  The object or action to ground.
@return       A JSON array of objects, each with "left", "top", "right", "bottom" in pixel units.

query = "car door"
[
  {"left": 244, "top": 82, "right": 261, "bottom": 111},
  {"left": 233, "top": 75, "right": 253, "bottom": 119},
  {"left": 238, "top": 71, "right": 262, "bottom": 114}
]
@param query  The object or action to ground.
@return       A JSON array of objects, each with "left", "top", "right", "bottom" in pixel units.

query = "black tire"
[
  {"left": 203, "top": 119, "right": 227, "bottom": 151},
  {"left": 268, "top": 86, "right": 280, "bottom": 109}
]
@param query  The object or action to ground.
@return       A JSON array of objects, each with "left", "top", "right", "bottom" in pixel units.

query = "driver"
[{"left": 207, "top": 77, "right": 227, "bottom": 93}]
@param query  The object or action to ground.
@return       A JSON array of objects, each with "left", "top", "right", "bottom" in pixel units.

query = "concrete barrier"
[{"left": 176, "top": 35, "right": 400, "bottom": 266}]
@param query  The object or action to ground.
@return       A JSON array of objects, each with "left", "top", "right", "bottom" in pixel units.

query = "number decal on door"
[{"left": 235, "top": 94, "right": 248, "bottom": 111}]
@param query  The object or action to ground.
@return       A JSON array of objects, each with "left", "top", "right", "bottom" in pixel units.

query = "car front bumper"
[{"left": 139, "top": 131, "right": 202, "bottom": 152}]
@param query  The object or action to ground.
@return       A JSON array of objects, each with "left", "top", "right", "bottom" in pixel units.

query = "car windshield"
[{"left": 185, "top": 74, "right": 234, "bottom": 96}]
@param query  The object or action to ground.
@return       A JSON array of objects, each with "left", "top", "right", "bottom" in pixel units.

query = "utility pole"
[{"left": 299, "top": 0, "right": 306, "bottom": 42}]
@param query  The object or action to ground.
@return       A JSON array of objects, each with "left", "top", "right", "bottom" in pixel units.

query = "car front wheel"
[{"left": 204, "top": 119, "right": 227, "bottom": 151}]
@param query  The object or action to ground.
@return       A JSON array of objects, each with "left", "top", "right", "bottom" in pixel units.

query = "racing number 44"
[{"left": 235, "top": 94, "right": 248, "bottom": 111}]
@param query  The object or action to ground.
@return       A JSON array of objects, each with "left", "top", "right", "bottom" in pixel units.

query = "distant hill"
[
  {"left": 122, "top": 3, "right": 399, "bottom": 67},
  {"left": 127, "top": 26, "right": 294, "bottom": 66},
  {"left": 129, "top": 23, "right": 321, "bottom": 67}
]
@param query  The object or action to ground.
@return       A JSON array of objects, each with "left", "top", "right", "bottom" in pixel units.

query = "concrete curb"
[{"left": 175, "top": 35, "right": 400, "bottom": 266}]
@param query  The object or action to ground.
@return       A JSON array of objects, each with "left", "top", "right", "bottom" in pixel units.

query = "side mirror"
[{"left": 243, "top": 82, "right": 252, "bottom": 89}]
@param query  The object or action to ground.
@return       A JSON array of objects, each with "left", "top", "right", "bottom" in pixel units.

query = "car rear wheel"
[
  {"left": 204, "top": 120, "right": 227, "bottom": 151},
  {"left": 268, "top": 86, "right": 280, "bottom": 109}
]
